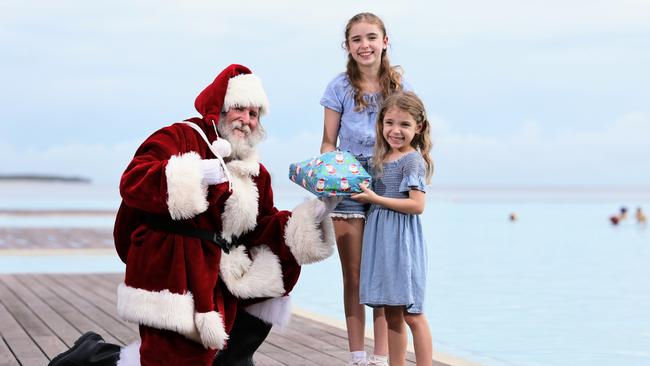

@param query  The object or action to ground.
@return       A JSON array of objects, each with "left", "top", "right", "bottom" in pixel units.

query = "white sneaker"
[{"left": 367, "top": 355, "right": 389, "bottom": 366}]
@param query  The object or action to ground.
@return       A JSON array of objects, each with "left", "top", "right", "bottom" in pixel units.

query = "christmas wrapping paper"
[{"left": 288, "top": 151, "right": 372, "bottom": 197}]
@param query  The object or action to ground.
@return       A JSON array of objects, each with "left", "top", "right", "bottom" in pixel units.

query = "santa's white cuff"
[
  {"left": 165, "top": 151, "right": 208, "bottom": 220},
  {"left": 195, "top": 311, "right": 228, "bottom": 350},
  {"left": 245, "top": 296, "right": 292, "bottom": 331},
  {"left": 219, "top": 245, "right": 285, "bottom": 299},
  {"left": 117, "top": 283, "right": 227, "bottom": 350},
  {"left": 284, "top": 199, "right": 336, "bottom": 265}
]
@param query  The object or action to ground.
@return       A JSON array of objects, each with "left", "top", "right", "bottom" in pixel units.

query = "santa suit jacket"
[{"left": 113, "top": 117, "right": 335, "bottom": 350}]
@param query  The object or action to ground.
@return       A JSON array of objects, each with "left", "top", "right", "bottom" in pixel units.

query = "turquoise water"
[
  {"left": 1, "top": 182, "right": 649, "bottom": 366},
  {"left": 294, "top": 201, "right": 650, "bottom": 366}
]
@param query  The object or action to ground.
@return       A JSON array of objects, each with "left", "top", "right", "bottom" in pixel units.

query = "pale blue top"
[
  {"left": 320, "top": 73, "right": 412, "bottom": 157},
  {"left": 360, "top": 151, "right": 428, "bottom": 313}
]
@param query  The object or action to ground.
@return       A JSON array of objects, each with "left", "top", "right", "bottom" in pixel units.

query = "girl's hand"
[{"left": 351, "top": 183, "right": 378, "bottom": 204}]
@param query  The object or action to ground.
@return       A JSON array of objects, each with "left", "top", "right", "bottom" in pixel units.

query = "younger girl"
[
  {"left": 352, "top": 91, "right": 434, "bottom": 366},
  {"left": 320, "top": 12, "right": 411, "bottom": 366}
]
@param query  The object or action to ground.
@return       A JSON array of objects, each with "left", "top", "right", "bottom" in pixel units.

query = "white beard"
[{"left": 217, "top": 120, "right": 266, "bottom": 160}]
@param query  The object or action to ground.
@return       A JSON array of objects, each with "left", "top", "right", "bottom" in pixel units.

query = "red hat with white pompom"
[{"left": 194, "top": 64, "right": 270, "bottom": 157}]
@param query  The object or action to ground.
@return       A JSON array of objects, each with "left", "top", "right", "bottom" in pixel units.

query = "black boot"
[
  {"left": 48, "top": 331, "right": 121, "bottom": 366},
  {"left": 213, "top": 311, "right": 272, "bottom": 366}
]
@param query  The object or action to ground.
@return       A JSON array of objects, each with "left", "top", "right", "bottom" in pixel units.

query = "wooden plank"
[
  {"left": 57, "top": 274, "right": 135, "bottom": 331},
  {"left": 9, "top": 274, "right": 83, "bottom": 349},
  {"left": 38, "top": 274, "right": 137, "bottom": 345},
  {"left": 257, "top": 341, "right": 318, "bottom": 365},
  {"left": 0, "top": 301, "right": 49, "bottom": 366},
  {"left": 75, "top": 273, "right": 121, "bottom": 304},
  {"left": 264, "top": 330, "right": 344, "bottom": 365},
  {"left": 252, "top": 351, "right": 285, "bottom": 366},
  {"left": 0, "top": 276, "right": 67, "bottom": 360},
  {"left": 0, "top": 336, "right": 20, "bottom": 366},
  {"left": 20, "top": 274, "right": 122, "bottom": 345},
  {"left": 89, "top": 272, "right": 124, "bottom": 285},
  {"left": 270, "top": 322, "right": 350, "bottom": 364},
  {"left": 20, "top": 273, "right": 119, "bottom": 344}
]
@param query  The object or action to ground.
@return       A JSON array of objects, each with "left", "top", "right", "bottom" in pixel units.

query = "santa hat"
[{"left": 194, "top": 64, "right": 270, "bottom": 126}]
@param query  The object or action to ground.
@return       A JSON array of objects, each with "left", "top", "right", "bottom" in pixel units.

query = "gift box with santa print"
[{"left": 288, "top": 151, "right": 372, "bottom": 197}]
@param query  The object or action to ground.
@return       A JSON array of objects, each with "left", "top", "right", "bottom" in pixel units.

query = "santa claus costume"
[{"left": 110, "top": 64, "right": 335, "bottom": 366}]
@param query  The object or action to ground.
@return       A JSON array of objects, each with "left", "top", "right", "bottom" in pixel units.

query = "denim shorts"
[{"left": 331, "top": 155, "right": 370, "bottom": 220}]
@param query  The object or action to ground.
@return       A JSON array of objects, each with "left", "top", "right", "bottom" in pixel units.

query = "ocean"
[{"left": 1, "top": 181, "right": 648, "bottom": 366}]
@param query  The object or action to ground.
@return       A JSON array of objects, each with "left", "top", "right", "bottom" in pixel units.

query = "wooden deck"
[{"left": 0, "top": 273, "right": 449, "bottom": 366}]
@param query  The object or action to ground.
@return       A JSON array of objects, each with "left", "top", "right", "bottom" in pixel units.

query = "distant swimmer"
[
  {"left": 610, "top": 206, "right": 630, "bottom": 226},
  {"left": 509, "top": 212, "right": 518, "bottom": 222},
  {"left": 636, "top": 207, "right": 647, "bottom": 226},
  {"left": 620, "top": 206, "right": 629, "bottom": 221}
]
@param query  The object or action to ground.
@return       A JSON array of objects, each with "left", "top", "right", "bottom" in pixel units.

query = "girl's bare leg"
[
  {"left": 372, "top": 307, "right": 388, "bottom": 356},
  {"left": 384, "top": 306, "right": 408, "bottom": 366},
  {"left": 334, "top": 218, "right": 366, "bottom": 353},
  {"left": 404, "top": 312, "right": 433, "bottom": 365}
]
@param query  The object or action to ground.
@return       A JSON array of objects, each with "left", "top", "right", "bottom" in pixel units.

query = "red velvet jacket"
[{"left": 113, "top": 117, "right": 335, "bottom": 350}]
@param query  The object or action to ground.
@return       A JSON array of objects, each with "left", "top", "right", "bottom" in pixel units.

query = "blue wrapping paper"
[{"left": 288, "top": 151, "right": 372, "bottom": 197}]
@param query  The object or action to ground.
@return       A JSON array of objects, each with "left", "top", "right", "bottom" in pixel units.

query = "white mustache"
[{"left": 229, "top": 121, "right": 251, "bottom": 135}]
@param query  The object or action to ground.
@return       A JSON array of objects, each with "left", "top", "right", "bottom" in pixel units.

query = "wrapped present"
[{"left": 288, "top": 151, "right": 372, "bottom": 197}]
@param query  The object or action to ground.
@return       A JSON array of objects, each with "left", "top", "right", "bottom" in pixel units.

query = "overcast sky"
[{"left": 1, "top": 0, "right": 649, "bottom": 189}]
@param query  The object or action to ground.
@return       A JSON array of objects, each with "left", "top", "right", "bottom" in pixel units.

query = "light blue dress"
[
  {"left": 359, "top": 151, "right": 428, "bottom": 313},
  {"left": 320, "top": 72, "right": 412, "bottom": 158}
]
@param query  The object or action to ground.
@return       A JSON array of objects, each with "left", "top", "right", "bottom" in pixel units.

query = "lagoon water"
[{"left": 1, "top": 182, "right": 649, "bottom": 366}]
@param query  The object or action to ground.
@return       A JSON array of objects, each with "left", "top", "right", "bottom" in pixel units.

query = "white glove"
[
  {"left": 200, "top": 159, "right": 227, "bottom": 185},
  {"left": 314, "top": 196, "right": 343, "bottom": 223}
]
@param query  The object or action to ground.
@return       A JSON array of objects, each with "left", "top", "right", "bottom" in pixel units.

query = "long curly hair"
[
  {"left": 343, "top": 12, "right": 404, "bottom": 111},
  {"left": 372, "top": 91, "right": 434, "bottom": 184}
]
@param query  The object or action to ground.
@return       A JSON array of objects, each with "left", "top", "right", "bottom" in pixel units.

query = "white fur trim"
[
  {"left": 195, "top": 311, "right": 229, "bottom": 350},
  {"left": 117, "top": 283, "right": 226, "bottom": 349},
  {"left": 220, "top": 245, "right": 285, "bottom": 299},
  {"left": 116, "top": 341, "right": 141, "bottom": 366},
  {"left": 221, "top": 166, "right": 259, "bottom": 241},
  {"left": 245, "top": 296, "right": 292, "bottom": 331},
  {"left": 223, "top": 74, "right": 270, "bottom": 115},
  {"left": 165, "top": 151, "right": 208, "bottom": 220},
  {"left": 117, "top": 283, "right": 196, "bottom": 336},
  {"left": 226, "top": 152, "right": 260, "bottom": 177},
  {"left": 285, "top": 199, "right": 336, "bottom": 265},
  {"left": 219, "top": 245, "right": 251, "bottom": 280}
]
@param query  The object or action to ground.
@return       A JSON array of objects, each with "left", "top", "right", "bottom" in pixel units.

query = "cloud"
[
  {"left": 396, "top": 0, "right": 650, "bottom": 40},
  {"left": 0, "top": 139, "right": 138, "bottom": 185},
  {"left": 431, "top": 112, "right": 650, "bottom": 186},
  {"left": 1, "top": 0, "right": 648, "bottom": 188},
  {"left": 3, "top": 112, "right": 646, "bottom": 188}
]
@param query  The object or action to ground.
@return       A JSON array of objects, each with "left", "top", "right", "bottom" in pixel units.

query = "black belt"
[{"left": 144, "top": 215, "right": 236, "bottom": 254}]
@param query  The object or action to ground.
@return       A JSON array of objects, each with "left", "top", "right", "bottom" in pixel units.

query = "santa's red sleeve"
[{"left": 120, "top": 124, "right": 227, "bottom": 220}]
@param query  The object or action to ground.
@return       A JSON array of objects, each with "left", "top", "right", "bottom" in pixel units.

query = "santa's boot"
[
  {"left": 213, "top": 311, "right": 272, "bottom": 366},
  {"left": 48, "top": 331, "right": 121, "bottom": 366}
]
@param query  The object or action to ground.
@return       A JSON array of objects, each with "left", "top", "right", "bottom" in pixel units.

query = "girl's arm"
[
  {"left": 320, "top": 108, "right": 341, "bottom": 153},
  {"left": 352, "top": 184, "right": 425, "bottom": 215}
]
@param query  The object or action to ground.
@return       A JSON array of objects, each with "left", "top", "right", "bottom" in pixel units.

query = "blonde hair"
[
  {"left": 343, "top": 12, "right": 404, "bottom": 111},
  {"left": 372, "top": 91, "right": 434, "bottom": 184}
]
